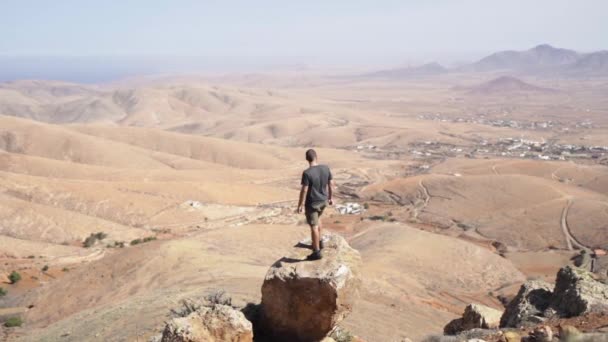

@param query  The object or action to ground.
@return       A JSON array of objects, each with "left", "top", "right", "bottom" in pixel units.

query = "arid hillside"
[{"left": 1, "top": 68, "right": 608, "bottom": 341}]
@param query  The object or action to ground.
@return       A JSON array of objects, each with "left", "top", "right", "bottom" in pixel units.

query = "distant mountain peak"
[
  {"left": 532, "top": 44, "right": 556, "bottom": 50},
  {"left": 467, "top": 75, "right": 556, "bottom": 95},
  {"left": 466, "top": 44, "right": 580, "bottom": 72},
  {"left": 363, "top": 61, "right": 447, "bottom": 79}
]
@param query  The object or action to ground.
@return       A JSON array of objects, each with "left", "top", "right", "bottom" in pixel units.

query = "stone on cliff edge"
[
  {"left": 500, "top": 280, "right": 553, "bottom": 328},
  {"left": 260, "top": 234, "right": 362, "bottom": 342},
  {"left": 551, "top": 266, "right": 608, "bottom": 317},
  {"left": 161, "top": 304, "right": 253, "bottom": 342},
  {"left": 444, "top": 303, "right": 503, "bottom": 334}
]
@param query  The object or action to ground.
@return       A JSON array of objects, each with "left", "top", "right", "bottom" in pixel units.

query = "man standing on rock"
[{"left": 297, "top": 149, "right": 333, "bottom": 260}]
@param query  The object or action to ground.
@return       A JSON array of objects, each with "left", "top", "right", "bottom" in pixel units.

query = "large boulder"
[
  {"left": 462, "top": 304, "right": 503, "bottom": 330},
  {"left": 260, "top": 234, "right": 361, "bottom": 342},
  {"left": 161, "top": 304, "right": 253, "bottom": 342},
  {"left": 444, "top": 304, "right": 503, "bottom": 334},
  {"left": 551, "top": 266, "right": 608, "bottom": 317},
  {"left": 500, "top": 280, "right": 553, "bottom": 328}
]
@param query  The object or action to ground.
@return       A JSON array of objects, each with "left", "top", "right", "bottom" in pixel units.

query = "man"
[{"left": 297, "top": 149, "right": 333, "bottom": 260}]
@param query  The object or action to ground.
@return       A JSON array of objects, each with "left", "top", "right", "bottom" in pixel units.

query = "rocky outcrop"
[
  {"left": 259, "top": 234, "right": 361, "bottom": 342},
  {"left": 444, "top": 304, "right": 503, "bottom": 334},
  {"left": 528, "top": 325, "right": 553, "bottom": 342},
  {"left": 500, "top": 280, "right": 553, "bottom": 328},
  {"left": 161, "top": 304, "right": 253, "bottom": 342},
  {"left": 551, "top": 266, "right": 608, "bottom": 317}
]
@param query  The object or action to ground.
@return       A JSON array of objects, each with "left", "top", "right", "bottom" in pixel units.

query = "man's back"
[{"left": 301, "top": 164, "right": 332, "bottom": 207}]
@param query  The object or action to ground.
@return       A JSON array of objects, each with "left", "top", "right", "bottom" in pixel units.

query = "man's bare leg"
[
  {"left": 318, "top": 218, "right": 324, "bottom": 249},
  {"left": 311, "top": 225, "right": 321, "bottom": 251}
]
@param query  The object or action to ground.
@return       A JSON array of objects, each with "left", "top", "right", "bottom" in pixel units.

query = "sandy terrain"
[{"left": 1, "top": 70, "right": 607, "bottom": 341}]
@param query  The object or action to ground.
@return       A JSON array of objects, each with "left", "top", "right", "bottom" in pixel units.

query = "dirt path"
[
  {"left": 411, "top": 180, "right": 431, "bottom": 220},
  {"left": 552, "top": 166, "right": 565, "bottom": 182},
  {"left": 560, "top": 198, "right": 589, "bottom": 251}
]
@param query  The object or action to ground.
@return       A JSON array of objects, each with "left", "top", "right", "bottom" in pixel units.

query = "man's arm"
[
  {"left": 327, "top": 179, "right": 333, "bottom": 205},
  {"left": 297, "top": 185, "right": 308, "bottom": 213}
]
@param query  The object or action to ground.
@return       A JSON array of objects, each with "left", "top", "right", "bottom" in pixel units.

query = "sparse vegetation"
[
  {"left": 330, "top": 326, "right": 354, "bottom": 342},
  {"left": 171, "top": 289, "right": 234, "bottom": 318},
  {"left": 206, "top": 289, "right": 232, "bottom": 306},
  {"left": 0, "top": 287, "right": 7, "bottom": 297},
  {"left": 171, "top": 298, "right": 203, "bottom": 317},
  {"left": 368, "top": 214, "right": 396, "bottom": 222},
  {"left": 4, "top": 317, "right": 23, "bottom": 328},
  {"left": 9, "top": 271, "right": 21, "bottom": 284},
  {"left": 107, "top": 241, "right": 125, "bottom": 248},
  {"left": 83, "top": 232, "right": 108, "bottom": 248},
  {"left": 368, "top": 215, "right": 386, "bottom": 221},
  {"left": 151, "top": 228, "right": 171, "bottom": 234},
  {"left": 131, "top": 236, "right": 157, "bottom": 246},
  {"left": 42, "top": 265, "right": 49, "bottom": 272}
]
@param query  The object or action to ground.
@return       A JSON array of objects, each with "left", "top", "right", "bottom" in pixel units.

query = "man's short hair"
[{"left": 305, "top": 149, "right": 317, "bottom": 162}]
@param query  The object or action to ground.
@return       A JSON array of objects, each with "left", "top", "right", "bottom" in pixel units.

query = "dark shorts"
[{"left": 305, "top": 201, "right": 327, "bottom": 227}]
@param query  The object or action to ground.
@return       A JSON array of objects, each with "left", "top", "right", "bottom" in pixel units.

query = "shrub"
[
  {"left": 62, "top": 267, "right": 69, "bottom": 272},
  {"left": 206, "top": 289, "right": 232, "bottom": 306},
  {"left": 0, "top": 287, "right": 7, "bottom": 297},
  {"left": 4, "top": 317, "right": 23, "bottom": 328},
  {"left": 83, "top": 232, "right": 107, "bottom": 248},
  {"left": 171, "top": 298, "right": 202, "bottom": 317},
  {"left": 108, "top": 241, "right": 125, "bottom": 248},
  {"left": 330, "top": 326, "right": 354, "bottom": 342},
  {"left": 42, "top": 265, "right": 49, "bottom": 272},
  {"left": 131, "top": 236, "right": 156, "bottom": 246},
  {"left": 363, "top": 203, "right": 370, "bottom": 210},
  {"left": 9, "top": 271, "right": 21, "bottom": 284},
  {"left": 368, "top": 215, "right": 387, "bottom": 221},
  {"left": 27, "top": 255, "right": 35, "bottom": 259}
]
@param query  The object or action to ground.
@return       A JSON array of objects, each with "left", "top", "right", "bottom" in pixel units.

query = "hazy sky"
[{"left": 1, "top": 0, "right": 607, "bottom": 68}]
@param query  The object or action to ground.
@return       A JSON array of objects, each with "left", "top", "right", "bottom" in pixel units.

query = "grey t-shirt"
[{"left": 301, "top": 164, "right": 332, "bottom": 207}]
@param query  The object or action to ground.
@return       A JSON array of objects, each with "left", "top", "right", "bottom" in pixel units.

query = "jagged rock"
[
  {"left": 260, "top": 234, "right": 361, "bottom": 342},
  {"left": 161, "top": 304, "right": 253, "bottom": 342},
  {"left": 527, "top": 325, "right": 552, "bottom": 342},
  {"left": 445, "top": 304, "right": 503, "bottom": 334},
  {"left": 500, "top": 280, "right": 553, "bottom": 328},
  {"left": 551, "top": 266, "right": 608, "bottom": 317},
  {"left": 558, "top": 325, "right": 581, "bottom": 341},
  {"left": 444, "top": 318, "right": 464, "bottom": 335},
  {"left": 500, "top": 331, "right": 521, "bottom": 342},
  {"left": 463, "top": 304, "right": 503, "bottom": 330}
]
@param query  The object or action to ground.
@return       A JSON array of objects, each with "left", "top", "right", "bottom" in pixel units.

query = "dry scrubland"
[{"left": 1, "top": 54, "right": 608, "bottom": 341}]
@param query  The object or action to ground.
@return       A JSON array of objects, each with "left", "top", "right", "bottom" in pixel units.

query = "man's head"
[{"left": 305, "top": 149, "right": 317, "bottom": 163}]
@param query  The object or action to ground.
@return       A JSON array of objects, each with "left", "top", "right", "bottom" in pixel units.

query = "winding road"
[{"left": 560, "top": 198, "right": 590, "bottom": 251}]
